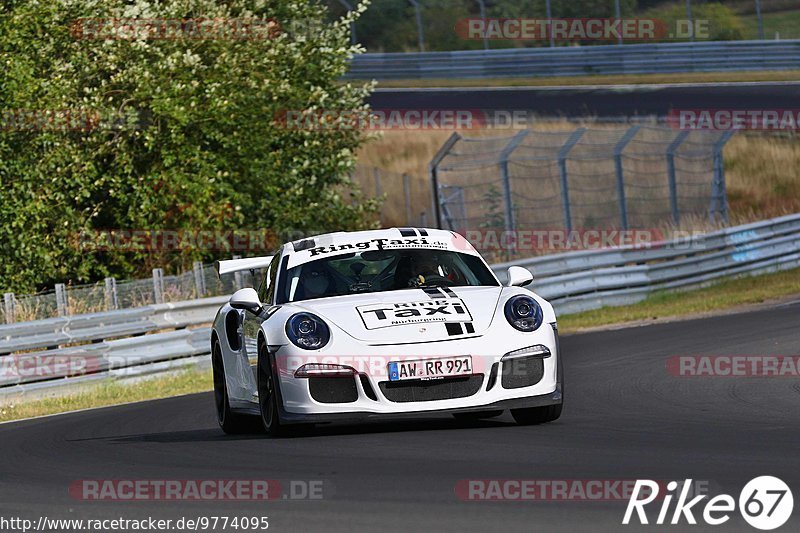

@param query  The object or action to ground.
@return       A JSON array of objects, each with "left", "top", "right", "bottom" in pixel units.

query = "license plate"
[{"left": 388, "top": 356, "right": 472, "bottom": 381}]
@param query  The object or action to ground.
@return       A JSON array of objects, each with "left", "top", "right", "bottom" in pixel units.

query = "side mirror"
[
  {"left": 506, "top": 266, "right": 533, "bottom": 287},
  {"left": 230, "top": 288, "right": 262, "bottom": 314}
]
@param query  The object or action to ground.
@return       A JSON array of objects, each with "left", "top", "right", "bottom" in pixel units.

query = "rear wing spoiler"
[{"left": 215, "top": 255, "right": 274, "bottom": 278}]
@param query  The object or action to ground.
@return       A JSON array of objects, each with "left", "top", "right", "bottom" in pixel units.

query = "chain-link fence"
[
  {"left": 430, "top": 126, "right": 734, "bottom": 256},
  {"left": 1, "top": 263, "right": 260, "bottom": 324},
  {"left": 351, "top": 165, "right": 430, "bottom": 228}
]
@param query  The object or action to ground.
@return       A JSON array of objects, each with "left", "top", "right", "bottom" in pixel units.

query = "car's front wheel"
[
  {"left": 212, "top": 340, "right": 253, "bottom": 434},
  {"left": 257, "top": 341, "right": 285, "bottom": 436},
  {"left": 512, "top": 352, "right": 563, "bottom": 425},
  {"left": 510, "top": 404, "right": 562, "bottom": 425}
]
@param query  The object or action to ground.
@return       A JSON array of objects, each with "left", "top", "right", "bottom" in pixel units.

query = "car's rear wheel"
[
  {"left": 452, "top": 410, "right": 503, "bottom": 421},
  {"left": 257, "top": 341, "right": 286, "bottom": 436},
  {"left": 212, "top": 340, "right": 253, "bottom": 434}
]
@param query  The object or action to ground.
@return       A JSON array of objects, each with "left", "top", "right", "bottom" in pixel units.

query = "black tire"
[
  {"left": 257, "top": 341, "right": 286, "bottom": 436},
  {"left": 511, "top": 351, "right": 564, "bottom": 425},
  {"left": 452, "top": 410, "right": 504, "bottom": 421},
  {"left": 212, "top": 340, "right": 253, "bottom": 434},
  {"left": 510, "top": 403, "right": 562, "bottom": 425}
]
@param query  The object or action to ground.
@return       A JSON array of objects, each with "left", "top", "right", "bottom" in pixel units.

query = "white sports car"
[{"left": 211, "top": 228, "right": 563, "bottom": 435}]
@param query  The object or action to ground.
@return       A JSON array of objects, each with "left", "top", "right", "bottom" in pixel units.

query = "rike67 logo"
[{"left": 623, "top": 476, "right": 793, "bottom": 530}]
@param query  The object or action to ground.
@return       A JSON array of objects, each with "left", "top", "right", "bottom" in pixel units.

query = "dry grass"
[
  {"left": 356, "top": 125, "right": 568, "bottom": 226},
  {"left": 356, "top": 126, "right": 800, "bottom": 230},
  {"left": 725, "top": 133, "right": 800, "bottom": 225},
  {"left": 354, "top": 130, "right": 452, "bottom": 225}
]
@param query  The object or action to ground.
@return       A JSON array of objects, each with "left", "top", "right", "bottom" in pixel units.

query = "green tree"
[{"left": 0, "top": 0, "right": 378, "bottom": 293}]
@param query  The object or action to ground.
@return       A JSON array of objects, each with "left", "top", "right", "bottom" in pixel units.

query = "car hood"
[{"left": 290, "top": 286, "right": 504, "bottom": 344}]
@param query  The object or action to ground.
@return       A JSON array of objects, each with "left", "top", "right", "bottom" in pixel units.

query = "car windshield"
[{"left": 278, "top": 249, "right": 499, "bottom": 303}]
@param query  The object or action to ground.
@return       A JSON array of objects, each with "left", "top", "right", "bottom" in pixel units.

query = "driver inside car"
[
  {"left": 407, "top": 256, "right": 442, "bottom": 287},
  {"left": 301, "top": 265, "right": 332, "bottom": 299}
]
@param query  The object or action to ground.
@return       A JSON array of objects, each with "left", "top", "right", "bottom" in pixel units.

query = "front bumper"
[
  {"left": 271, "top": 323, "right": 562, "bottom": 425},
  {"left": 278, "top": 382, "right": 562, "bottom": 424}
]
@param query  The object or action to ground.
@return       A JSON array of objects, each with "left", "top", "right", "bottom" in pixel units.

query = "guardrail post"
[
  {"left": 408, "top": 0, "right": 425, "bottom": 52},
  {"left": 193, "top": 261, "right": 207, "bottom": 297},
  {"left": 614, "top": 125, "right": 641, "bottom": 230},
  {"left": 3, "top": 292, "right": 15, "bottom": 324},
  {"left": 429, "top": 132, "right": 462, "bottom": 229},
  {"left": 710, "top": 131, "right": 735, "bottom": 224},
  {"left": 403, "top": 173, "right": 413, "bottom": 225},
  {"left": 557, "top": 128, "right": 586, "bottom": 233},
  {"left": 55, "top": 283, "right": 69, "bottom": 316},
  {"left": 438, "top": 186, "right": 462, "bottom": 231},
  {"left": 104, "top": 277, "right": 118, "bottom": 311},
  {"left": 666, "top": 130, "right": 690, "bottom": 225},
  {"left": 152, "top": 268, "right": 165, "bottom": 304},
  {"left": 374, "top": 167, "right": 383, "bottom": 225},
  {"left": 336, "top": 0, "right": 357, "bottom": 44},
  {"left": 498, "top": 130, "right": 529, "bottom": 242}
]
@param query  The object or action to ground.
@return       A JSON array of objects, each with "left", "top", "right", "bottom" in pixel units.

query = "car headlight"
[
  {"left": 294, "top": 363, "right": 355, "bottom": 378},
  {"left": 285, "top": 313, "right": 331, "bottom": 350},
  {"left": 504, "top": 295, "right": 543, "bottom": 332},
  {"left": 502, "top": 344, "right": 551, "bottom": 359}
]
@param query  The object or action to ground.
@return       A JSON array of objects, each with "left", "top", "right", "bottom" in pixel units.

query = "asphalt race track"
[
  {"left": 368, "top": 82, "right": 800, "bottom": 118},
  {"left": 1, "top": 300, "right": 798, "bottom": 532}
]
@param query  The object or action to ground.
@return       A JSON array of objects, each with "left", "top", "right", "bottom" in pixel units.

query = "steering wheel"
[{"left": 417, "top": 273, "right": 455, "bottom": 287}]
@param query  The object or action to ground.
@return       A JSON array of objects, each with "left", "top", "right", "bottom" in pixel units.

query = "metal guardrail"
[
  {"left": 2, "top": 213, "right": 800, "bottom": 401},
  {"left": 0, "top": 297, "right": 225, "bottom": 401},
  {"left": 0, "top": 296, "right": 227, "bottom": 354},
  {"left": 346, "top": 40, "right": 800, "bottom": 80},
  {"left": 493, "top": 213, "right": 800, "bottom": 314}
]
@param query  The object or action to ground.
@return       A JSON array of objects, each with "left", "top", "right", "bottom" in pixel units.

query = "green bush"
[{"left": 0, "top": 0, "right": 378, "bottom": 293}]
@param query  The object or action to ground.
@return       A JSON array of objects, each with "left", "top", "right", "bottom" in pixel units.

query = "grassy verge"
[
  {"left": 558, "top": 266, "right": 800, "bottom": 333},
  {"left": 373, "top": 70, "right": 800, "bottom": 89},
  {"left": 0, "top": 369, "right": 212, "bottom": 423}
]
